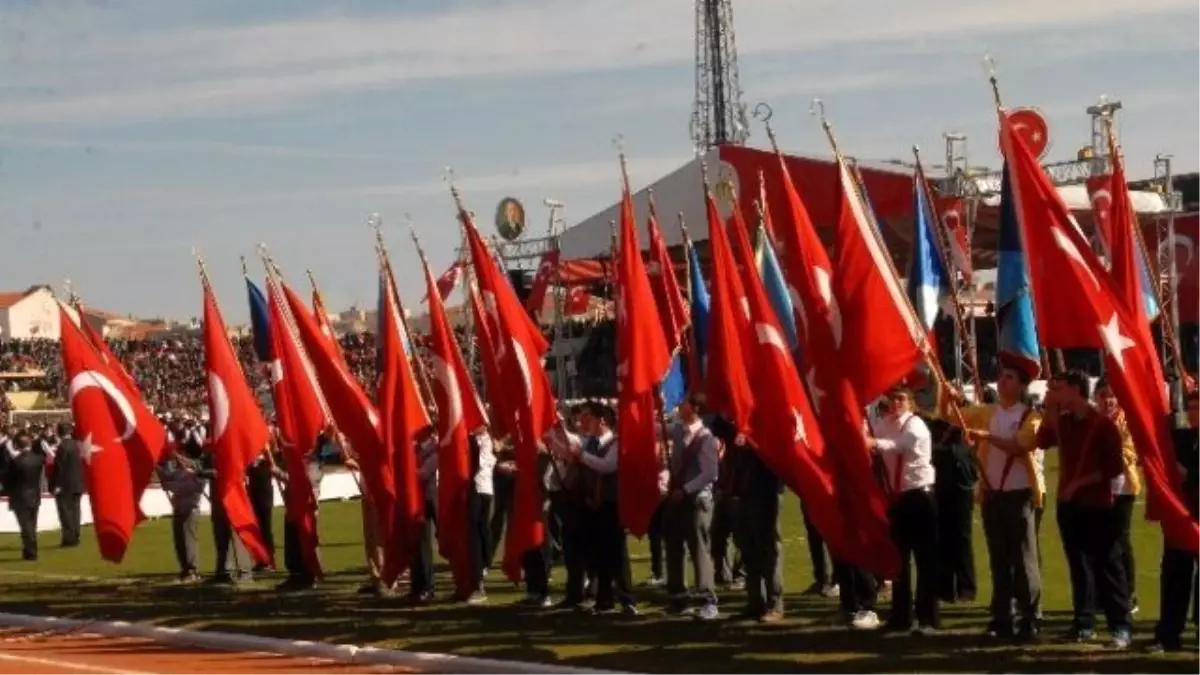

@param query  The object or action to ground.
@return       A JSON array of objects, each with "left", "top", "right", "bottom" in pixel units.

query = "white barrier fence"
[{"left": 0, "top": 470, "right": 363, "bottom": 534}]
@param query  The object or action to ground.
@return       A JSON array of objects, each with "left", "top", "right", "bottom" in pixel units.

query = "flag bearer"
[
  {"left": 664, "top": 394, "right": 720, "bottom": 620},
  {"left": 1149, "top": 389, "right": 1199, "bottom": 653},
  {"left": 1093, "top": 379, "right": 1142, "bottom": 613}
]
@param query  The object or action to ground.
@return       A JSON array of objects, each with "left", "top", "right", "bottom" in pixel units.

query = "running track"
[{"left": 0, "top": 630, "right": 415, "bottom": 674}]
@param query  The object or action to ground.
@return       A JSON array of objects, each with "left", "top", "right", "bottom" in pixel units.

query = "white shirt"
[
  {"left": 543, "top": 427, "right": 578, "bottom": 492},
  {"left": 986, "top": 403, "right": 1034, "bottom": 492},
  {"left": 873, "top": 411, "right": 935, "bottom": 492},
  {"left": 578, "top": 430, "right": 618, "bottom": 475},
  {"left": 473, "top": 432, "right": 496, "bottom": 496}
]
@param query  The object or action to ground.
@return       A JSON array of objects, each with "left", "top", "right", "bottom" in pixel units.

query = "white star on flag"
[
  {"left": 1099, "top": 313, "right": 1137, "bottom": 371},
  {"left": 78, "top": 433, "right": 103, "bottom": 465},
  {"left": 792, "top": 408, "right": 808, "bottom": 444}
]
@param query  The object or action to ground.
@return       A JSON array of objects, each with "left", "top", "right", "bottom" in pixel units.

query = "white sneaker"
[
  {"left": 697, "top": 604, "right": 720, "bottom": 621},
  {"left": 540, "top": 596, "right": 554, "bottom": 609},
  {"left": 851, "top": 610, "right": 881, "bottom": 630}
]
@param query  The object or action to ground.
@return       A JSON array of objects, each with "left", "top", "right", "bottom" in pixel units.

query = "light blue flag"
[
  {"left": 906, "top": 170, "right": 952, "bottom": 331},
  {"left": 753, "top": 227, "right": 798, "bottom": 349},
  {"left": 995, "top": 165, "right": 1042, "bottom": 375}
]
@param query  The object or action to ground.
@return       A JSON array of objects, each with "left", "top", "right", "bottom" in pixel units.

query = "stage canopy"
[{"left": 557, "top": 144, "right": 1172, "bottom": 273}]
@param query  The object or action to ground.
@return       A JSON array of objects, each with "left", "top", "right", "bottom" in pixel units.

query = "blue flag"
[
  {"left": 1138, "top": 247, "right": 1161, "bottom": 322},
  {"left": 995, "top": 165, "right": 1042, "bottom": 375},
  {"left": 907, "top": 170, "right": 952, "bottom": 331},
  {"left": 754, "top": 227, "right": 798, "bottom": 349},
  {"left": 687, "top": 241, "right": 711, "bottom": 382},
  {"left": 245, "top": 278, "right": 273, "bottom": 362}
]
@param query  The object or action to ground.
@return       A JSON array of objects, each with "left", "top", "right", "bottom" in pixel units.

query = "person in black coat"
[
  {"left": 49, "top": 423, "right": 84, "bottom": 547},
  {"left": 5, "top": 430, "right": 45, "bottom": 560}
]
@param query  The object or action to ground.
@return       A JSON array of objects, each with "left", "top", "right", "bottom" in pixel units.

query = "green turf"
[{"left": 0, "top": 455, "right": 1196, "bottom": 673}]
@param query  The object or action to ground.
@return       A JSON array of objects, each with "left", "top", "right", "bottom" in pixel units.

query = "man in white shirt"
[
  {"left": 867, "top": 387, "right": 938, "bottom": 635},
  {"left": 664, "top": 394, "right": 721, "bottom": 620},
  {"left": 560, "top": 401, "right": 636, "bottom": 615},
  {"left": 466, "top": 426, "right": 496, "bottom": 605}
]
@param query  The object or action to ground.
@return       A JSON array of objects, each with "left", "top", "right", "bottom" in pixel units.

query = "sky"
[{"left": 0, "top": 0, "right": 1196, "bottom": 323}]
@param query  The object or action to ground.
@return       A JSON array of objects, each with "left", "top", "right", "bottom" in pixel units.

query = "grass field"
[{"left": 0, "top": 454, "right": 1196, "bottom": 673}]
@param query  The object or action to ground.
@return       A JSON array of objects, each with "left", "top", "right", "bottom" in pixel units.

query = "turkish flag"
[
  {"left": 703, "top": 193, "right": 755, "bottom": 434},
  {"left": 468, "top": 283, "right": 513, "bottom": 441},
  {"left": 646, "top": 211, "right": 689, "bottom": 352},
  {"left": 1086, "top": 175, "right": 1116, "bottom": 259},
  {"left": 265, "top": 282, "right": 326, "bottom": 578},
  {"left": 565, "top": 287, "right": 592, "bottom": 315},
  {"left": 937, "top": 197, "right": 973, "bottom": 284},
  {"left": 615, "top": 187, "right": 672, "bottom": 536},
  {"left": 461, "top": 212, "right": 557, "bottom": 581},
  {"left": 377, "top": 262, "right": 432, "bottom": 586},
  {"left": 282, "top": 282, "right": 395, "bottom": 571},
  {"left": 423, "top": 261, "right": 463, "bottom": 304},
  {"left": 766, "top": 152, "right": 899, "bottom": 577},
  {"left": 832, "top": 155, "right": 925, "bottom": 404},
  {"left": 59, "top": 305, "right": 143, "bottom": 563},
  {"left": 420, "top": 254, "right": 488, "bottom": 594},
  {"left": 74, "top": 301, "right": 142, "bottom": 400},
  {"left": 526, "top": 250, "right": 561, "bottom": 319},
  {"left": 201, "top": 281, "right": 271, "bottom": 566},
  {"left": 311, "top": 285, "right": 349, "bottom": 371},
  {"left": 1001, "top": 111, "right": 1197, "bottom": 553}
]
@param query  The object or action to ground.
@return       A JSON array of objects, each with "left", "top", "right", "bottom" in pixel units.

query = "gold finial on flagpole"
[{"left": 647, "top": 186, "right": 658, "bottom": 222}]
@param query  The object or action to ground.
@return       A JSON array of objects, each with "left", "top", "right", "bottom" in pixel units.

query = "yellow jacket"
[
  {"left": 1111, "top": 410, "right": 1142, "bottom": 496},
  {"left": 958, "top": 404, "right": 1044, "bottom": 508}
]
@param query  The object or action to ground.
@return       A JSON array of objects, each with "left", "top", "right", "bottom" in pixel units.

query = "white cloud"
[
  {"left": 0, "top": 135, "right": 387, "bottom": 160},
  {"left": 0, "top": 0, "right": 1192, "bottom": 125}
]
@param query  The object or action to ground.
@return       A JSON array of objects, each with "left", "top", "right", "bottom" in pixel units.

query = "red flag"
[
  {"left": 72, "top": 302, "right": 165, "bottom": 505},
  {"left": 615, "top": 187, "right": 672, "bottom": 536},
  {"left": 420, "top": 252, "right": 488, "bottom": 594},
  {"left": 1001, "top": 110, "right": 1197, "bottom": 553},
  {"left": 565, "top": 287, "right": 592, "bottom": 315},
  {"left": 311, "top": 284, "right": 350, "bottom": 371},
  {"left": 461, "top": 211, "right": 557, "bottom": 581},
  {"left": 468, "top": 283, "right": 513, "bottom": 441},
  {"left": 1086, "top": 175, "right": 1116, "bottom": 259},
  {"left": 200, "top": 280, "right": 272, "bottom": 566},
  {"left": 767, "top": 153, "right": 900, "bottom": 577},
  {"left": 59, "top": 306, "right": 142, "bottom": 562},
  {"left": 423, "top": 261, "right": 463, "bottom": 304},
  {"left": 525, "top": 250, "right": 561, "bottom": 319},
  {"left": 281, "top": 282, "right": 395, "bottom": 569},
  {"left": 831, "top": 155, "right": 925, "bottom": 403},
  {"left": 1154, "top": 214, "right": 1200, "bottom": 324},
  {"left": 937, "top": 197, "right": 973, "bottom": 284},
  {"left": 377, "top": 261, "right": 431, "bottom": 585},
  {"left": 265, "top": 281, "right": 326, "bottom": 578},
  {"left": 703, "top": 194, "right": 755, "bottom": 433},
  {"left": 645, "top": 210, "right": 690, "bottom": 352}
]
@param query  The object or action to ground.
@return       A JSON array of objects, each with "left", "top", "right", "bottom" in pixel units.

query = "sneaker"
[
  {"left": 539, "top": 596, "right": 554, "bottom": 609},
  {"left": 728, "top": 578, "right": 746, "bottom": 592},
  {"left": 1016, "top": 620, "right": 1040, "bottom": 643},
  {"left": 1110, "top": 628, "right": 1132, "bottom": 650},
  {"left": 1130, "top": 599, "right": 1140, "bottom": 616},
  {"left": 800, "top": 582, "right": 824, "bottom": 596},
  {"left": 1064, "top": 627, "right": 1095, "bottom": 643},
  {"left": 642, "top": 576, "right": 665, "bottom": 588},
  {"left": 697, "top": 604, "right": 720, "bottom": 621},
  {"left": 759, "top": 609, "right": 784, "bottom": 624},
  {"left": 178, "top": 570, "right": 202, "bottom": 584},
  {"left": 820, "top": 583, "right": 841, "bottom": 599},
  {"left": 850, "top": 610, "right": 880, "bottom": 630},
  {"left": 621, "top": 602, "right": 640, "bottom": 617},
  {"left": 912, "top": 624, "right": 938, "bottom": 637},
  {"left": 466, "top": 591, "right": 488, "bottom": 606}
]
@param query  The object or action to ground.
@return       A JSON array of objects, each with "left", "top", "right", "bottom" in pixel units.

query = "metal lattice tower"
[{"left": 691, "top": 0, "right": 749, "bottom": 150}]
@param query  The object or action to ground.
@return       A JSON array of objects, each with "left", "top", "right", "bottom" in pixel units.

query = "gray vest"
[{"left": 671, "top": 423, "right": 715, "bottom": 499}]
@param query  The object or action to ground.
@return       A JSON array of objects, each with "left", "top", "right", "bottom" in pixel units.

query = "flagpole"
[
  {"left": 408, "top": 219, "right": 475, "bottom": 412},
  {"left": 913, "top": 146, "right": 985, "bottom": 399},
  {"left": 809, "top": 98, "right": 969, "bottom": 426},
  {"left": 1102, "top": 119, "right": 1189, "bottom": 390}
]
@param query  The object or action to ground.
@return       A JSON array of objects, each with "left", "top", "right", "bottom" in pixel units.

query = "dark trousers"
[
  {"left": 562, "top": 496, "right": 589, "bottom": 605},
  {"left": 522, "top": 502, "right": 552, "bottom": 598},
  {"left": 587, "top": 501, "right": 633, "bottom": 609},
  {"left": 411, "top": 499, "right": 436, "bottom": 595},
  {"left": 935, "top": 487, "right": 975, "bottom": 602},
  {"left": 1156, "top": 546, "right": 1198, "bottom": 647},
  {"left": 665, "top": 494, "right": 716, "bottom": 605},
  {"left": 738, "top": 493, "right": 783, "bottom": 615},
  {"left": 888, "top": 488, "right": 939, "bottom": 627},
  {"left": 1057, "top": 501, "right": 1131, "bottom": 632},
  {"left": 802, "top": 502, "right": 830, "bottom": 587},
  {"left": 468, "top": 491, "right": 493, "bottom": 591},
  {"left": 487, "top": 473, "right": 513, "bottom": 568},
  {"left": 55, "top": 493, "right": 82, "bottom": 547},
  {"left": 834, "top": 561, "right": 878, "bottom": 615},
  {"left": 172, "top": 509, "right": 199, "bottom": 573},
  {"left": 212, "top": 500, "right": 249, "bottom": 577},
  {"left": 711, "top": 494, "right": 743, "bottom": 584},
  {"left": 647, "top": 503, "right": 665, "bottom": 579},
  {"left": 1112, "top": 494, "right": 1136, "bottom": 603},
  {"left": 282, "top": 517, "right": 318, "bottom": 583},
  {"left": 249, "top": 485, "right": 275, "bottom": 560},
  {"left": 13, "top": 504, "right": 39, "bottom": 559}
]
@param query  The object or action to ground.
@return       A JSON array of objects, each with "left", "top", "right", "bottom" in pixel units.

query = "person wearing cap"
[
  {"left": 866, "top": 387, "right": 938, "bottom": 635},
  {"left": 4, "top": 430, "right": 44, "bottom": 561},
  {"left": 48, "top": 423, "right": 84, "bottom": 548},
  {"left": 663, "top": 393, "right": 720, "bottom": 620},
  {"left": 947, "top": 359, "right": 1042, "bottom": 641}
]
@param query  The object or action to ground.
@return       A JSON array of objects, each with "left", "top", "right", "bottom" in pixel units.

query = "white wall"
[{"left": 1, "top": 289, "right": 60, "bottom": 340}]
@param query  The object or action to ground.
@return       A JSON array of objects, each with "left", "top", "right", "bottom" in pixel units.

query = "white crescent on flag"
[
  {"left": 429, "top": 353, "right": 463, "bottom": 446},
  {"left": 68, "top": 371, "right": 137, "bottom": 441},
  {"left": 207, "top": 371, "right": 231, "bottom": 443}
]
